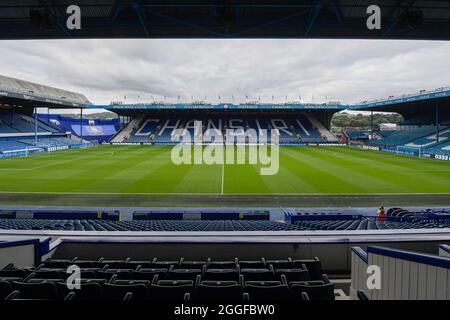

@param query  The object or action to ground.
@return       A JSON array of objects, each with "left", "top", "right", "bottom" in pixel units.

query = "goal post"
[{"left": 397, "top": 145, "right": 422, "bottom": 158}]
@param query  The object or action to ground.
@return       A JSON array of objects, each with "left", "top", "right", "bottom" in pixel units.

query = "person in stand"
[{"left": 376, "top": 206, "right": 386, "bottom": 222}]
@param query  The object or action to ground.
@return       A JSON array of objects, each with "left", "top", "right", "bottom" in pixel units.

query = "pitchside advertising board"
[
  {"left": 361, "top": 145, "right": 450, "bottom": 161},
  {"left": 47, "top": 146, "right": 69, "bottom": 152},
  {"left": 433, "top": 154, "right": 450, "bottom": 161}
]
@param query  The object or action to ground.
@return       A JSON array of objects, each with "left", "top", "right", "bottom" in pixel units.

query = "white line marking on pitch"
[
  {"left": 0, "top": 191, "right": 449, "bottom": 196},
  {"left": 0, "top": 152, "right": 115, "bottom": 171}
]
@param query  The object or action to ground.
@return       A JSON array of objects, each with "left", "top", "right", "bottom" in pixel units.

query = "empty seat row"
[
  {"left": 1, "top": 274, "right": 334, "bottom": 301},
  {"left": 293, "top": 218, "right": 450, "bottom": 230},
  {"left": 36, "top": 257, "right": 322, "bottom": 280},
  {"left": 2, "top": 217, "right": 449, "bottom": 231},
  {"left": 1, "top": 257, "right": 323, "bottom": 285}
]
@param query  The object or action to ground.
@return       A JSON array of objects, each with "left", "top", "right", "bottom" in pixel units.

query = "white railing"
[{"left": 350, "top": 247, "right": 368, "bottom": 300}]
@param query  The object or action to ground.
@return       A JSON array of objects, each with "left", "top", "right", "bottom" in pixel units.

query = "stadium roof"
[
  {"left": 351, "top": 86, "right": 450, "bottom": 111},
  {"left": 349, "top": 87, "right": 450, "bottom": 124},
  {"left": 87, "top": 102, "right": 348, "bottom": 110},
  {"left": 2, "top": 0, "right": 450, "bottom": 40},
  {"left": 0, "top": 74, "right": 90, "bottom": 108}
]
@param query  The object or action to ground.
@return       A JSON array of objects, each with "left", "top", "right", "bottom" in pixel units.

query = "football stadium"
[{"left": 0, "top": 0, "right": 450, "bottom": 310}]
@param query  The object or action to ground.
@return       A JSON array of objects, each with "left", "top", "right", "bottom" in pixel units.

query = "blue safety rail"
[
  {"left": 133, "top": 210, "right": 270, "bottom": 221},
  {"left": 351, "top": 247, "right": 368, "bottom": 263},
  {"left": 368, "top": 246, "right": 450, "bottom": 269},
  {"left": 439, "top": 244, "right": 450, "bottom": 255}
]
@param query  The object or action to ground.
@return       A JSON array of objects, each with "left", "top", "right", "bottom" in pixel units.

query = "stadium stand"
[
  {"left": 370, "top": 126, "right": 439, "bottom": 147},
  {"left": 367, "top": 125, "right": 450, "bottom": 156},
  {"left": 116, "top": 113, "right": 332, "bottom": 145},
  {"left": 0, "top": 112, "right": 58, "bottom": 133},
  {"left": 401, "top": 127, "right": 450, "bottom": 156},
  {"left": 378, "top": 130, "right": 396, "bottom": 138},
  {"left": 286, "top": 114, "right": 323, "bottom": 143},
  {"left": 38, "top": 114, "right": 119, "bottom": 143},
  {"left": 0, "top": 110, "right": 91, "bottom": 156},
  {"left": 0, "top": 207, "right": 449, "bottom": 231},
  {"left": 344, "top": 130, "right": 371, "bottom": 140},
  {"left": 423, "top": 142, "right": 450, "bottom": 156}
]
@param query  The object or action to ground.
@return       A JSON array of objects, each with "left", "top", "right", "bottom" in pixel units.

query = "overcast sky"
[{"left": 0, "top": 39, "right": 449, "bottom": 107}]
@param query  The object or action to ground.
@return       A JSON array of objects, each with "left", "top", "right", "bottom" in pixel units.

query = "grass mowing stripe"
[
  {"left": 282, "top": 147, "right": 379, "bottom": 193},
  {"left": 314, "top": 147, "right": 450, "bottom": 191},
  {"left": 302, "top": 147, "right": 424, "bottom": 193},
  {"left": 0, "top": 145, "right": 449, "bottom": 195}
]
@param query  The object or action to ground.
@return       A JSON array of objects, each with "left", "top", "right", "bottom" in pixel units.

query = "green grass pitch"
[{"left": 0, "top": 145, "right": 449, "bottom": 196}]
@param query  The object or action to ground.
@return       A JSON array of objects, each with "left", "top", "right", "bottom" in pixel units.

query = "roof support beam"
[
  {"left": 331, "top": 0, "right": 344, "bottom": 24},
  {"left": 304, "top": 1, "right": 324, "bottom": 37},
  {"left": 111, "top": 0, "right": 123, "bottom": 23},
  {"left": 383, "top": 0, "right": 416, "bottom": 38},
  {"left": 38, "top": 0, "right": 71, "bottom": 38},
  {"left": 133, "top": 0, "right": 150, "bottom": 37}
]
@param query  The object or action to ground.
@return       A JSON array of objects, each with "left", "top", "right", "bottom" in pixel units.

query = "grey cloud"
[{"left": 0, "top": 39, "right": 449, "bottom": 106}]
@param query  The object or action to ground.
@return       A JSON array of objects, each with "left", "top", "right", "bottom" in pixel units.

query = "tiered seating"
[
  {"left": 124, "top": 118, "right": 157, "bottom": 143},
  {"left": 247, "top": 117, "right": 269, "bottom": 143},
  {"left": 19, "top": 114, "right": 60, "bottom": 133},
  {"left": 289, "top": 115, "right": 322, "bottom": 142},
  {"left": 286, "top": 208, "right": 450, "bottom": 230},
  {"left": 124, "top": 114, "right": 328, "bottom": 144},
  {"left": 0, "top": 219, "right": 301, "bottom": 231},
  {"left": 292, "top": 217, "right": 450, "bottom": 230},
  {"left": 344, "top": 130, "right": 370, "bottom": 140},
  {"left": 370, "top": 126, "right": 437, "bottom": 146},
  {"left": 0, "top": 136, "right": 86, "bottom": 154},
  {"left": 271, "top": 118, "right": 299, "bottom": 144},
  {"left": 18, "top": 136, "right": 84, "bottom": 148},
  {"left": 0, "top": 139, "right": 30, "bottom": 152},
  {"left": 371, "top": 126, "right": 450, "bottom": 156},
  {"left": 0, "top": 119, "right": 19, "bottom": 134},
  {"left": 424, "top": 141, "right": 450, "bottom": 156},
  {"left": 37, "top": 114, "right": 119, "bottom": 143},
  {"left": 0, "top": 257, "right": 333, "bottom": 301},
  {"left": 0, "top": 216, "right": 449, "bottom": 231},
  {"left": 412, "top": 127, "right": 450, "bottom": 156},
  {"left": 378, "top": 130, "right": 396, "bottom": 138},
  {"left": 0, "top": 111, "right": 85, "bottom": 155},
  {"left": 155, "top": 118, "right": 180, "bottom": 143},
  {"left": 0, "top": 112, "right": 58, "bottom": 133}
]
